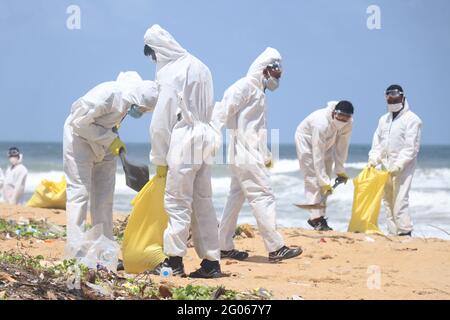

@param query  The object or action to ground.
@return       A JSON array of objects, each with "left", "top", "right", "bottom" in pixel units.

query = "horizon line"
[{"left": 0, "top": 141, "right": 449, "bottom": 147}]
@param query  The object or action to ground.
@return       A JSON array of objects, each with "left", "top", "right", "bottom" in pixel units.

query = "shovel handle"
[
  {"left": 119, "top": 147, "right": 127, "bottom": 164},
  {"left": 320, "top": 179, "right": 345, "bottom": 202},
  {"left": 332, "top": 179, "right": 343, "bottom": 189}
]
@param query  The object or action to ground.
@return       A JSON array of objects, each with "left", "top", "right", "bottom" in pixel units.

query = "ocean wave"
[
  {"left": 24, "top": 165, "right": 450, "bottom": 195},
  {"left": 270, "top": 160, "right": 370, "bottom": 174},
  {"left": 271, "top": 159, "right": 299, "bottom": 174},
  {"left": 25, "top": 171, "right": 66, "bottom": 193}
]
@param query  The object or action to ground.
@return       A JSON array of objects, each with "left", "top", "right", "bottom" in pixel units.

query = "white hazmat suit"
[
  {"left": 295, "top": 102, "right": 353, "bottom": 219},
  {"left": 63, "top": 71, "right": 158, "bottom": 260},
  {"left": 368, "top": 99, "right": 422, "bottom": 235},
  {"left": 213, "top": 47, "right": 285, "bottom": 253},
  {"left": 2, "top": 155, "right": 28, "bottom": 205},
  {"left": 144, "top": 25, "right": 220, "bottom": 262}
]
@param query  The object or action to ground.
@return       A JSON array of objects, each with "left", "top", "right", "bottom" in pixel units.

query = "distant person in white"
[
  {"left": 3, "top": 147, "right": 28, "bottom": 205},
  {"left": 295, "top": 101, "right": 354, "bottom": 231},
  {"left": 368, "top": 84, "right": 422, "bottom": 236}
]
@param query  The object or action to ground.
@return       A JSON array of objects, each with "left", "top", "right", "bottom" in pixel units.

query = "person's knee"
[{"left": 68, "top": 186, "right": 89, "bottom": 203}]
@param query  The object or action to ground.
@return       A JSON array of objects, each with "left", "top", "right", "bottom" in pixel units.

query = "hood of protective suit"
[
  {"left": 326, "top": 101, "right": 339, "bottom": 119},
  {"left": 247, "top": 47, "right": 282, "bottom": 90},
  {"left": 144, "top": 24, "right": 188, "bottom": 70},
  {"left": 124, "top": 80, "right": 159, "bottom": 112},
  {"left": 116, "top": 71, "right": 158, "bottom": 112},
  {"left": 116, "top": 71, "right": 143, "bottom": 83}
]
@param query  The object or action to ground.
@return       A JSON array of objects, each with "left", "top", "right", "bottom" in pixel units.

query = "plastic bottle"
[{"left": 160, "top": 267, "right": 173, "bottom": 278}]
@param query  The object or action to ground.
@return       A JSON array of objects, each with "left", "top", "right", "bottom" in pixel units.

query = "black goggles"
[
  {"left": 8, "top": 148, "right": 20, "bottom": 157},
  {"left": 267, "top": 61, "right": 283, "bottom": 73},
  {"left": 335, "top": 110, "right": 353, "bottom": 118},
  {"left": 385, "top": 89, "right": 404, "bottom": 98}
]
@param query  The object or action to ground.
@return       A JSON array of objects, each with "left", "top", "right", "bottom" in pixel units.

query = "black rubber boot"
[
  {"left": 269, "top": 246, "right": 303, "bottom": 263},
  {"left": 189, "top": 259, "right": 223, "bottom": 279},
  {"left": 117, "top": 259, "right": 125, "bottom": 271},
  {"left": 152, "top": 256, "right": 186, "bottom": 277},
  {"left": 221, "top": 249, "right": 249, "bottom": 261},
  {"left": 307, "top": 217, "right": 333, "bottom": 231}
]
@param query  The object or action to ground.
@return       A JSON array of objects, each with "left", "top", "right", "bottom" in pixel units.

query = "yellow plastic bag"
[
  {"left": 122, "top": 175, "right": 168, "bottom": 274},
  {"left": 26, "top": 176, "right": 67, "bottom": 209},
  {"left": 348, "top": 167, "right": 389, "bottom": 235}
]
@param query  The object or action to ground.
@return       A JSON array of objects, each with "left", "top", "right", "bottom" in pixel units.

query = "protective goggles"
[
  {"left": 385, "top": 89, "right": 404, "bottom": 98},
  {"left": 7, "top": 148, "right": 20, "bottom": 157},
  {"left": 334, "top": 110, "right": 353, "bottom": 121},
  {"left": 267, "top": 61, "right": 283, "bottom": 73}
]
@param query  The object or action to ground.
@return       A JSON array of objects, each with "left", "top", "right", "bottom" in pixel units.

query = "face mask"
[
  {"left": 388, "top": 103, "right": 403, "bottom": 113},
  {"left": 263, "top": 76, "right": 279, "bottom": 91},
  {"left": 9, "top": 157, "right": 19, "bottom": 166},
  {"left": 128, "top": 105, "right": 144, "bottom": 119},
  {"left": 333, "top": 118, "right": 348, "bottom": 130}
]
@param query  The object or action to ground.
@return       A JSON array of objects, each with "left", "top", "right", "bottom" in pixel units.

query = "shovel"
[
  {"left": 119, "top": 148, "right": 149, "bottom": 192},
  {"left": 294, "top": 178, "right": 346, "bottom": 210}
]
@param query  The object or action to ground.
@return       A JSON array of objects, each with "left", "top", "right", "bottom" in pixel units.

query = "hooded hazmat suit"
[
  {"left": 63, "top": 71, "right": 158, "bottom": 258},
  {"left": 213, "top": 47, "right": 285, "bottom": 253},
  {"left": 3, "top": 155, "right": 28, "bottom": 205},
  {"left": 144, "top": 25, "right": 220, "bottom": 261},
  {"left": 368, "top": 99, "right": 422, "bottom": 235},
  {"left": 295, "top": 102, "right": 353, "bottom": 219}
]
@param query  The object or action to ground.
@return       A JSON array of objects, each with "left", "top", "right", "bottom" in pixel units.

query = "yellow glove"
[
  {"left": 265, "top": 160, "right": 273, "bottom": 169},
  {"left": 109, "top": 137, "right": 126, "bottom": 156},
  {"left": 336, "top": 172, "right": 349, "bottom": 184},
  {"left": 112, "top": 124, "right": 120, "bottom": 133},
  {"left": 389, "top": 165, "right": 401, "bottom": 176},
  {"left": 156, "top": 165, "right": 168, "bottom": 178},
  {"left": 321, "top": 184, "right": 333, "bottom": 195}
]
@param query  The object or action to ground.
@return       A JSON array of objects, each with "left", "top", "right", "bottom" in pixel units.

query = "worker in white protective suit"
[
  {"left": 368, "top": 84, "right": 422, "bottom": 236},
  {"left": 63, "top": 71, "right": 158, "bottom": 269},
  {"left": 295, "top": 101, "right": 354, "bottom": 231},
  {"left": 144, "top": 25, "right": 223, "bottom": 278},
  {"left": 213, "top": 48, "right": 303, "bottom": 263},
  {"left": 2, "top": 147, "right": 28, "bottom": 205}
]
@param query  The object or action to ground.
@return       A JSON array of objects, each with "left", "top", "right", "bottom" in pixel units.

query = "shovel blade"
[
  {"left": 294, "top": 203, "right": 327, "bottom": 210},
  {"left": 119, "top": 152, "right": 149, "bottom": 192}
]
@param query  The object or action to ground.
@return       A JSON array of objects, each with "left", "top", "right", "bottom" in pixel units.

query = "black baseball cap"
[{"left": 335, "top": 100, "right": 354, "bottom": 115}]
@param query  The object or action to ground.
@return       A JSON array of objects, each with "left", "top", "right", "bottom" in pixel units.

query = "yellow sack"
[
  {"left": 26, "top": 176, "right": 67, "bottom": 209},
  {"left": 122, "top": 175, "right": 168, "bottom": 274},
  {"left": 348, "top": 167, "right": 389, "bottom": 235}
]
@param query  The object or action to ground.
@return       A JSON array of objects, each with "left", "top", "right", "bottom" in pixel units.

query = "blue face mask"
[{"left": 128, "top": 105, "right": 144, "bottom": 119}]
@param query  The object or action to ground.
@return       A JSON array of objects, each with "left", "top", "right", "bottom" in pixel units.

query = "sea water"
[{"left": 1, "top": 142, "right": 449, "bottom": 240}]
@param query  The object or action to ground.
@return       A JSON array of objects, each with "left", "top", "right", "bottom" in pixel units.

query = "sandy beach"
[{"left": 1, "top": 203, "right": 450, "bottom": 300}]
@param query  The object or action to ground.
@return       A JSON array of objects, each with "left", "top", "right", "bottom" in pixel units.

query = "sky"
[{"left": 0, "top": 0, "right": 449, "bottom": 145}]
